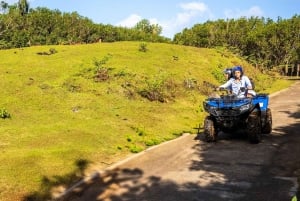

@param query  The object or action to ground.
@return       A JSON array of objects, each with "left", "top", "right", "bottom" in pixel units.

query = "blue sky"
[{"left": 5, "top": 0, "right": 300, "bottom": 38}]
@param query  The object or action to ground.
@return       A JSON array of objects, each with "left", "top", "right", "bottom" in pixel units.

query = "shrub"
[
  {"left": 76, "top": 55, "right": 113, "bottom": 82},
  {"left": 36, "top": 48, "right": 58, "bottom": 55},
  {"left": 139, "top": 43, "right": 148, "bottom": 52},
  {"left": 138, "top": 72, "right": 177, "bottom": 102},
  {"left": 93, "top": 55, "right": 112, "bottom": 82},
  {"left": 0, "top": 108, "right": 11, "bottom": 119},
  {"left": 129, "top": 144, "right": 144, "bottom": 153},
  {"left": 49, "top": 48, "right": 57, "bottom": 54},
  {"left": 183, "top": 77, "right": 198, "bottom": 89},
  {"left": 145, "top": 138, "right": 160, "bottom": 146}
]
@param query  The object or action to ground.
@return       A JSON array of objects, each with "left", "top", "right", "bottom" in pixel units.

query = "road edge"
[{"left": 52, "top": 133, "right": 192, "bottom": 200}]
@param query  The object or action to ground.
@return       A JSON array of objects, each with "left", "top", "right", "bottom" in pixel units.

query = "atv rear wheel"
[
  {"left": 247, "top": 111, "right": 262, "bottom": 143},
  {"left": 204, "top": 116, "right": 217, "bottom": 142},
  {"left": 262, "top": 108, "right": 272, "bottom": 134}
]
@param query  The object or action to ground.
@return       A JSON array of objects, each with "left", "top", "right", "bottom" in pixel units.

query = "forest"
[
  {"left": 174, "top": 15, "right": 300, "bottom": 70},
  {"left": 0, "top": 0, "right": 299, "bottom": 69}
]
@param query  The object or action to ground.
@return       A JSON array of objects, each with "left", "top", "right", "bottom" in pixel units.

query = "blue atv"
[{"left": 203, "top": 88, "right": 272, "bottom": 143}]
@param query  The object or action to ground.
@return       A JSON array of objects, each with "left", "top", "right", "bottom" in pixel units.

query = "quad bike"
[{"left": 202, "top": 86, "right": 272, "bottom": 143}]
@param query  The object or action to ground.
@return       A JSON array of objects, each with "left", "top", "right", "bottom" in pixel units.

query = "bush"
[
  {"left": 139, "top": 43, "right": 148, "bottom": 52},
  {"left": 138, "top": 72, "right": 177, "bottom": 102},
  {"left": 93, "top": 55, "right": 112, "bottom": 82},
  {"left": 94, "top": 67, "right": 110, "bottom": 82},
  {"left": 76, "top": 55, "right": 113, "bottom": 82},
  {"left": 145, "top": 138, "right": 160, "bottom": 146},
  {"left": 129, "top": 144, "right": 144, "bottom": 153},
  {"left": 0, "top": 108, "right": 11, "bottom": 119},
  {"left": 36, "top": 48, "right": 58, "bottom": 55},
  {"left": 183, "top": 77, "right": 198, "bottom": 89},
  {"left": 49, "top": 48, "right": 58, "bottom": 54}
]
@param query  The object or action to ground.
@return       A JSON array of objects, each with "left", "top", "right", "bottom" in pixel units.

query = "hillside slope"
[{"left": 0, "top": 42, "right": 291, "bottom": 201}]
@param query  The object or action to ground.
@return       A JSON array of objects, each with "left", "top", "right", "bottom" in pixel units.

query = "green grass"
[{"left": 0, "top": 42, "right": 294, "bottom": 201}]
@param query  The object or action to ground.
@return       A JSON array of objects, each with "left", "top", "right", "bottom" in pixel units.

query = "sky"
[{"left": 5, "top": 0, "right": 300, "bottom": 38}]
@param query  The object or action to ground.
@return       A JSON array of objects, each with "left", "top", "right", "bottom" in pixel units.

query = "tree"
[
  {"left": 150, "top": 23, "right": 162, "bottom": 35},
  {"left": 0, "top": 1, "right": 8, "bottom": 13},
  {"left": 18, "top": 0, "right": 29, "bottom": 16},
  {"left": 135, "top": 19, "right": 162, "bottom": 35},
  {"left": 135, "top": 19, "right": 151, "bottom": 34}
]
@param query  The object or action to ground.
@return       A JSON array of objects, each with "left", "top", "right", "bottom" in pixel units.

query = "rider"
[
  {"left": 223, "top": 68, "right": 233, "bottom": 81},
  {"left": 218, "top": 66, "right": 255, "bottom": 98}
]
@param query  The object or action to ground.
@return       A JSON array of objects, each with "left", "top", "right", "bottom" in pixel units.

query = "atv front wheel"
[
  {"left": 262, "top": 108, "right": 272, "bottom": 134},
  {"left": 204, "top": 116, "right": 217, "bottom": 142},
  {"left": 247, "top": 111, "right": 262, "bottom": 143}
]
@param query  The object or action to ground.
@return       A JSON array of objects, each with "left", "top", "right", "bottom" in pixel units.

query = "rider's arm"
[
  {"left": 243, "top": 76, "right": 253, "bottom": 89},
  {"left": 219, "top": 79, "right": 232, "bottom": 90}
]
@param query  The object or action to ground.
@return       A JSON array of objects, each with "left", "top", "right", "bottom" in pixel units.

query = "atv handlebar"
[
  {"left": 216, "top": 87, "right": 230, "bottom": 92},
  {"left": 240, "top": 87, "right": 246, "bottom": 92},
  {"left": 204, "top": 81, "right": 246, "bottom": 94}
]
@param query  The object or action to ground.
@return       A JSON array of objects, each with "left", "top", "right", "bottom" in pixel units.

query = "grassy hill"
[{"left": 0, "top": 41, "right": 293, "bottom": 201}]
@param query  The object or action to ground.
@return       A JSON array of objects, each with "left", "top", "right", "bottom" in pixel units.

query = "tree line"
[
  {"left": 0, "top": 0, "right": 169, "bottom": 49},
  {"left": 173, "top": 16, "right": 300, "bottom": 69},
  {"left": 1, "top": 0, "right": 299, "bottom": 69}
]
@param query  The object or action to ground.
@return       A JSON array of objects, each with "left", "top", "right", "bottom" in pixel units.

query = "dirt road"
[{"left": 60, "top": 81, "right": 300, "bottom": 201}]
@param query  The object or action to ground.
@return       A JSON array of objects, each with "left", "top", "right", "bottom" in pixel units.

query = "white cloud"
[
  {"left": 225, "top": 6, "right": 264, "bottom": 19},
  {"left": 117, "top": 14, "right": 142, "bottom": 27},
  {"left": 117, "top": 14, "right": 159, "bottom": 28},
  {"left": 247, "top": 6, "right": 264, "bottom": 17},
  {"left": 160, "top": 2, "right": 211, "bottom": 38},
  {"left": 180, "top": 2, "right": 208, "bottom": 12},
  {"left": 176, "top": 12, "right": 194, "bottom": 25},
  {"left": 149, "top": 18, "right": 159, "bottom": 25},
  {"left": 176, "top": 2, "right": 210, "bottom": 25}
]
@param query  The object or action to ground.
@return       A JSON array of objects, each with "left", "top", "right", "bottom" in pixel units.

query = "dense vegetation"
[
  {"left": 1, "top": 0, "right": 299, "bottom": 70},
  {"left": 174, "top": 16, "right": 300, "bottom": 70},
  {"left": 0, "top": 0, "right": 169, "bottom": 48}
]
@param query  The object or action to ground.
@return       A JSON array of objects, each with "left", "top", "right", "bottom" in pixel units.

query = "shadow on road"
[{"left": 60, "top": 166, "right": 244, "bottom": 201}]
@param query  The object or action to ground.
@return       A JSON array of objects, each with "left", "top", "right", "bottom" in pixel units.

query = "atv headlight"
[
  {"left": 240, "top": 104, "right": 250, "bottom": 112},
  {"left": 208, "top": 106, "right": 218, "bottom": 115},
  {"left": 208, "top": 106, "right": 217, "bottom": 113},
  {"left": 204, "top": 103, "right": 217, "bottom": 114}
]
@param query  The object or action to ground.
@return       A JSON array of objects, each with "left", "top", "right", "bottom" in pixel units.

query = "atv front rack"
[{"left": 206, "top": 95, "right": 252, "bottom": 109}]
